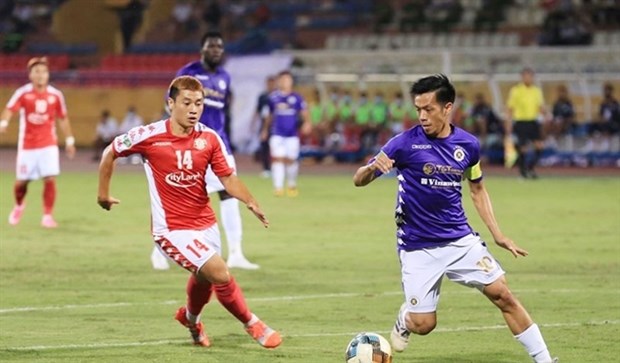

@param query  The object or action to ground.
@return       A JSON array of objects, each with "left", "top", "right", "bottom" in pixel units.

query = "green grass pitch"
[{"left": 0, "top": 171, "right": 618, "bottom": 362}]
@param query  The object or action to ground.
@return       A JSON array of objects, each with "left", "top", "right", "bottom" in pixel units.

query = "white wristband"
[
  {"left": 65, "top": 136, "right": 75, "bottom": 146},
  {"left": 0, "top": 120, "right": 8, "bottom": 128}
]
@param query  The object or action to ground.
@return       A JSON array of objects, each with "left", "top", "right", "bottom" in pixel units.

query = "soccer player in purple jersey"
[
  {"left": 260, "top": 70, "right": 311, "bottom": 197},
  {"left": 151, "top": 31, "right": 259, "bottom": 270},
  {"left": 353, "top": 74, "right": 557, "bottom": 363}
]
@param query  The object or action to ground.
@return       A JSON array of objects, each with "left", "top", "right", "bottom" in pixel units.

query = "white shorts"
[
  {"left": 16, "top": 145, "right": 60, "bottom": 181},
  {"left": 399, "top": 233, "right": 505, "bottom": 313},
  {"left": 153, "top": 225, "right": 221, "bottom": 274},
  {"left": 269, "top": 135, "right": 300, "bottom": 160},
  {"left": 206, "top": 153, "right": 236, "bottom": 194}
]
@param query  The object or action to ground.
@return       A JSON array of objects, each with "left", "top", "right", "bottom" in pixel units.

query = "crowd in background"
[
  {"left": 246, "top": 81, "right": 619, "bottom": 167},
  {"left": 3, "top": 0, "right": 620, "bottom": 56}
]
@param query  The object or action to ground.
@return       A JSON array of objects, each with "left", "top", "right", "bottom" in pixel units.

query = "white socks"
[
  {"left": 515, "top": 323, "right": 552, "bottom": 363},
  {"left": 285, "top": 162, "right": 299, "bottom": 188},
  {"left": 271, "top": 161, "right": 285, "bottom": 190},
  {"left": 220, "top": 198, "right": 243, "bottom": 258}
]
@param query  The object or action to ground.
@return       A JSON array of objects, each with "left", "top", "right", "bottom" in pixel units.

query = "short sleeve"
[
  {"left": 367, "top": 133, "right": 402, "bottom": 177},
  {"left": 112, "top": 126, "right": 148, "bottom": 157},
  {"left": 209, "top": 134, "right": 234, "bottom": 177},
  {"left": 56, "top": 92, "right": 67, "bottom": 118},
  {"left": 464, "top": 139, "right": 483, "bottom": 182},
  {"left": 298, "top": 94, "right": 307, "bottom": 111},
  {"left": 6, "top": 90, "right": 23, "bottom": 112}
]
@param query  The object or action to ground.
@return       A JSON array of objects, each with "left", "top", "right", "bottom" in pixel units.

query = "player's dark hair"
[
  {"left": 278, "top": 70, "right": 292, "bottom": 78},
  {"left": 410, "top": 74, "right": 455, "bottom": 105},
  {"left": 200, "top": 31, "right": 223, "bottom": 47},
  {"left": 168, "top": 76, "right": 204, "bottom": 100}
]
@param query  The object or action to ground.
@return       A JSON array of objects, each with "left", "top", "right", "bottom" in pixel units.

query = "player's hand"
[
  {"left": 65, "top": 144, "right": 76, "bottom": 159},
  {"left": 370, "top": 151, "right": 394, "bottom": 174},
  {"left": 494, "top": 235, "right": 528, "bottom": 258},
  {"left": 97, "top": 196, "right": 120, "bottom": 211},
  {"left": 247, "top": 201, "right": 269, "bottom": 228},
  {"left": 260, "top": 129, "right": 269, "bottom": 142}
]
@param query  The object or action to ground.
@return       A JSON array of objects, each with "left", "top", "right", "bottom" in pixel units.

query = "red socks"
[
  {"left": 186, "top": 274, "right": 213, "bottom": 316},
  {"left": 214, "top": 276, "right": 252, "bottom": 324},
  {"left": 43, "top": 179, "right": 56, "bottom": 215},
  {"left": 14, "top": 182, "right": 27, "bottom": 206}
]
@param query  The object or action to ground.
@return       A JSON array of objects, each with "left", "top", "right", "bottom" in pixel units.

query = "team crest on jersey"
[
  {"left": 194, "top": 138, "right": 207, "bottom": 150},
  {"left": 410, "top": 296, "right": 419, "bottom": 306},
  {"left": 287, "top": 96, "right": 297, "bottom": 104},
  {"left": 218, "top": 80, "right": 227, "bottom": 90},
  {"left": 47, "top": 95, "right": 56, "bottom": 104},
  {"left": 453, "top": 147, "right": 466, "bottom": 162},
  {"left": 423, "top": 163, "right": 435, "bottom": 175}
]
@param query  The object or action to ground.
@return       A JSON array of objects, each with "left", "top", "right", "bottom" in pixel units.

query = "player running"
[
  {"left": 353, "top": 74, "right": 558, "bottom": 363},
  {"left": 97, "top": 75, "right": 281, "bottom": 349},
  {"left": 150, "top": 30, "right": 259, "bottom": 270}
]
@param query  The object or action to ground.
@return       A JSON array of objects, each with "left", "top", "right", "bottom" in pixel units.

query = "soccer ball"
[{"left": 345, "top": 332, "right": 393, "bottom": 363}]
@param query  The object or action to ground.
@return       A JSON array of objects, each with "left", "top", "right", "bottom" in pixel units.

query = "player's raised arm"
[
  {"left": 97, "top": 144, "right": 121, "bottom": 211},
  {"left": 353, "top": 151, "right": 394, "bottom": 187}
]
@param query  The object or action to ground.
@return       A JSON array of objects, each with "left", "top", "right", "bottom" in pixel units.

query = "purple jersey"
[
  {"left": 176, "top": 61, "right": 232, "bottom": 153},
  {"left": 268, "top": 91, "right": 307, "bottom": 137},
  {"left": 373, "top": 125, "right": 483, "bottom": 251}
]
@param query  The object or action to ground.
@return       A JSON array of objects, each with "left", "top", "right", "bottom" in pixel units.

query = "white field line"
[
  {"left": 3, "top": 320, "right": 618, "bottom": 351},
  {"left": 0, "top": 288, "right": 616, "bottom": 314}
]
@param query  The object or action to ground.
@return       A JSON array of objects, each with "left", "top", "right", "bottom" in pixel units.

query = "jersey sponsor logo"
[
  {"left": 164, "top": 171, "right": 202, "bottom": 188},
  {"left": 422, "top": 163, "right": 463, "bottom": 176},
  {"left": 453, "top": 146, "right": 466, "bottom": 161},
  {"left": 153, "top": 141, "right": 172, "bottom": 146},
  {"left": 420, "top": 178, "right": 460, "bottom": 188},
  {"left": 411, "top": 144, "right": 432, "bottom": 149},
  {"left": 423, "top": 163, "right": 435, "bottom": 175},
  {"left": 193, "top": 138, "right": 207, "bottom": 150},
  {"left": 204, "top": 87, "right": 225, "bottom": 99},
  {"left": 26, "top": 113, "right": 49, "bottom": 124},
  {"left": 204, "top": 98, "right": 225, "bottom": 109}
]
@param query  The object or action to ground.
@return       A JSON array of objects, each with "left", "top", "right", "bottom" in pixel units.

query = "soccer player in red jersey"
[
  {"left": 0, "top": 57, "right": 76, "bottom": 228},
  {"left": 97, "top": 76, "right": 281, "bottom": 349}
]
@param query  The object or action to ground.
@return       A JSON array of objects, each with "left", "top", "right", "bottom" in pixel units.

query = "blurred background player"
[
  {"left": 0, "top": 56, "right": 76, "bottom": 228},
  {"left": 97, "top": 75, "right": 281, "bottom": 350},
  {"left": 261, "top": 70, "right": 311, "bottom": 197},
  {"left": 253, "top": 75, "right": 276, "bottom": 178},
  {"left": 151, "top": 30, "right": 259, "bottom": 270},
  {"left": 505, "top": 67, "right": 552, "bottom": 179}
]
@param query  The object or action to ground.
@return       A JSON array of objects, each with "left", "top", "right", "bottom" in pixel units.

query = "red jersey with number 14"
[
  {"left": 112, "top": 119, "right": 234, "bottom": 234},
  {"left": 6, "top": 83, "right": 68, "bottom": 150}
]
